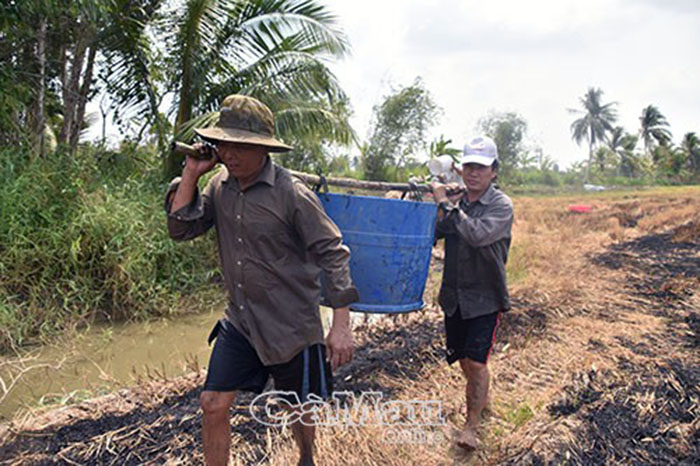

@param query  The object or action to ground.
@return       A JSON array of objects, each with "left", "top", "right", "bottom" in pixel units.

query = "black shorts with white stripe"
[{"left": 203, "top": 319, "right": 333, "bottom": 404}]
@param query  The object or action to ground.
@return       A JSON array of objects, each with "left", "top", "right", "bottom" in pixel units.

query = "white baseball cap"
[{"left": 461, "top": 136, "right": 498, "bottom": 166}]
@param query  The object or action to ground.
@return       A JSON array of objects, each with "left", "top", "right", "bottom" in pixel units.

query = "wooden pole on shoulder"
[{"left": 170, "top": 141, "right": 442, "bottom": 194}]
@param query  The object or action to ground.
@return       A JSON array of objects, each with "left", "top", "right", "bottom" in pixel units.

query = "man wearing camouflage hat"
[
  {"left": 166, "top": 95, "right": 358, "bottom": 466},
  {"left": 430, "top": 136, "right": 513, "bottom": 451}
]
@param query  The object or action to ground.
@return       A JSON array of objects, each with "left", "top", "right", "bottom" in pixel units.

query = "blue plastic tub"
[{"left": 318, "top": 193, "right": 437, "bottom": 313}]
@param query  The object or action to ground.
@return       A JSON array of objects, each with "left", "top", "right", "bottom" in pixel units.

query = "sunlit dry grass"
[{"left": 261, "top": 186, "right": 699, "bottom": 465}]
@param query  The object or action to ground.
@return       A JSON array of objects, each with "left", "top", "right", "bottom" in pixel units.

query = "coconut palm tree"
[
  {"left": 569, "top": 87, "right": 617, "bottom": 184},
  {"left": 163, "top": 0, "right": 353, "bottom": 177},
  {"left": 606, "top": 126, "right": 641, "bottom": 177},
  {"left": 681, "top": 132, "right": 700, "bottom": 180},
  {"left": 639, "top": 105, "right": 672, "bottom": 159}
]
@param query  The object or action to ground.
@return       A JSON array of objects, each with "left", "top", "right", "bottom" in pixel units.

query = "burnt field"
[
  {"left": 0, "top": 187, "right": 698, "bottom": 465},
  {"left": 532, "top": 226, "right": 698, "bottom": 465}
]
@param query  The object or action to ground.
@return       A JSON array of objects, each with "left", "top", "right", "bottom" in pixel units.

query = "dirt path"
[{"left": 0, "top": 212, "right": 697, "bottom": 465}]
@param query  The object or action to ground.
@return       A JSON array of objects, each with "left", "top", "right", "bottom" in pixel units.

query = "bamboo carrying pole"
[{"left": 170, "top": 142, "right": 437, "bottom": 193}]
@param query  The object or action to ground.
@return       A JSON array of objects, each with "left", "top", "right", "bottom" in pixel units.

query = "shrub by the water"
[{"left": 0, "top": 145, "right": 220, "bottom": 351}]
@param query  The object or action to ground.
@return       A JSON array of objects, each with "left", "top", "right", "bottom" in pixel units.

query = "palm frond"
[
  {"left": 227, "top": 0, "right": 349, "bottom": 58},
  {"left": 99, "top": 0, "right": 164, "bottom": 126},
  {"left": 174, "top": 110, "right": 220, "bottom": 142},
  {"left": 569, "top": 87, "right": 617, "bottom": 147},
  {"left": 639, "top": 104, "right": 673, "bottom": 155},
  {"left": 275, "top": 101, "right": 356, "bottom": 146},
  {"left": 240, "top": 52, "right": 340, "bottom": 99}
]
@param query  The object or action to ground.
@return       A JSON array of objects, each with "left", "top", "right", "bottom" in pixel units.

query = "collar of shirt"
[
  {"left": 461, "top": 183, "right": 497, "bottom": 208},
  {"left": 221, "top": 156, "right": 276, "bottom": 191}
]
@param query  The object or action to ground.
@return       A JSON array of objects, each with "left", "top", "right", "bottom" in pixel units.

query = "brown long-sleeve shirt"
[{"left": 165, "top": 157, "right": 358, "bottom": 365}]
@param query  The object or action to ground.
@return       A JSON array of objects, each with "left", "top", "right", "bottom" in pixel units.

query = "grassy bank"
[{"left": 0, "top": 146, "right": 220, "bottom": 351}]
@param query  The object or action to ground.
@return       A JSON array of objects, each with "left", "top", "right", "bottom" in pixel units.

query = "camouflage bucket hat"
[{"left": 194, "top": 95, "right": 293, "bottom": 152}]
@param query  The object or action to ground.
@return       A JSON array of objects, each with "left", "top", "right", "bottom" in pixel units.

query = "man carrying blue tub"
[
  {"left": 165, "top": 94, "right": 359, "bottom": 466},
  {"left": 430, "top": 136, "right": 514, "bottom": 451}
]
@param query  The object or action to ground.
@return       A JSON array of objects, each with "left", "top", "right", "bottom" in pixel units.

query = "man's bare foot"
[{"left": 455, "top": 425, "right": 479, "bottom": 451}]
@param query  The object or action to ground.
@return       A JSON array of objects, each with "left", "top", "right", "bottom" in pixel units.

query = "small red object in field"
[{"left": 568, "top": 204, "right": 594, "bottom": 213}]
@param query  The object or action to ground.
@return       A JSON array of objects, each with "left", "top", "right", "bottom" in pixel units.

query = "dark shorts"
[
  {"left": 444, "top": 310, "right": 500, "bottom": 365},
  {"left": 203, "top": 319, "right": 333, "bottom": 404}
]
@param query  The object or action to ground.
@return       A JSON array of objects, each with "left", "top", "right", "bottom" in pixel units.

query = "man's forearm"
[
  {"left": 331, "top": 306, "right": 351, "bottom": 329},
  {"left": 170, "top": 172, "right": 199, "bottom": 213},
  {"left": 432, "top": 184, "right": 449, "bottom": 221},
  {"left": 326, "top": 306, "right": 353, "bottom": 371}
]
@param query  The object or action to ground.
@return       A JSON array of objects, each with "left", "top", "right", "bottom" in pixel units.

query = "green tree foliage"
[
  {"left": 0, "top": 0, "right": 53, "bottom": 151},
  {"left": 165, "top": 0, "right": 353, "bottom": 178},
  {"left": 273, "top": 95, "right": 357, "bottom": 173},
  {"left": 1, "top": 0, "right": 353, "bottom": 177},
  {"left": 593, "top": 146, "right": 608, "bottom": 174},
  {"left": 606, "top": 126, "right": 645, "bottom": 178},
  {"left": 326, "top": 153, "right": 354, "bottom": 176},
  {"left": 639, "top": 104, "right": 672, "bottom": 158},
  {"left": 477, "top": 111, "right": 529, "bottom": 180},
  {"left": 275, "top": 138, "right": 328, "bottom": 173},
  {"left": 429, "top": 135, "right": 461, "bottom": 159},
  {"left": 98, "top": 0, "right": 167, "bottom": 147},
  {"left": 569, "top": 87, "right": 618, "bottom": 184},
  {"left": 534, "top": 148, "right": 556, "bottom": 172},
  {"left": 0, "top": 0, "right": 164, "bottom": 155},
  {"left": 361, "top": 78, "right": 439, "bottom": 181},
  {"left": 681, "top": 132, "right": 700, "bottom": 181},
  {"left": 653, "top": 144, "right": 687, "bottom": 181}
]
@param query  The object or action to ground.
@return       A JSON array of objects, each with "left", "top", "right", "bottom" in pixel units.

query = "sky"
[{"left": 321, "top": 0, "right": 700, "bottom": 168}]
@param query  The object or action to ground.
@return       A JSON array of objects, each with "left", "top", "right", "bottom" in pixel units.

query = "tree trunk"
[
  {"left": 165, "top": 63, "right": 195, "bottom": 178},
  {"left": 164, "top": 143, "right": 184, "bottom": 179},
  {"left": 135, "top": 114, "right": 154, "bottom": 145},
  {"left": 99, "top": 97, "right": 108, "bottom": 144},
  {"left": 165, "top": 87, "right": 192, "bottom": 177},
  {"left": 583, "top": 140, "right": 592, "bottom": 185},
  {"left": 58, "top": 28, "right": 89, "bottom": 146},
  {"left": 30, "top": 17, "right": 47, "bottom": 158},
  {"left": 69, "top": 43, "right": 97, "bottom": 152},
  {"left": 174, "top": 20, "right": 196, "bottom": 134},
  {"left": 136, "top": 89, "right": 166, "bottom": 148},
  {"left": 59, "top": 44, "right": 68, "bottom": 123},
  {"left": 165, "top": 21, "right": 199, "bottom": 179},
  {"left": 175, "top": 77, "right": 193, "bottom": 132},
  {"left": 286, "top": 170, "right": 435, "bottom": 193}
]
